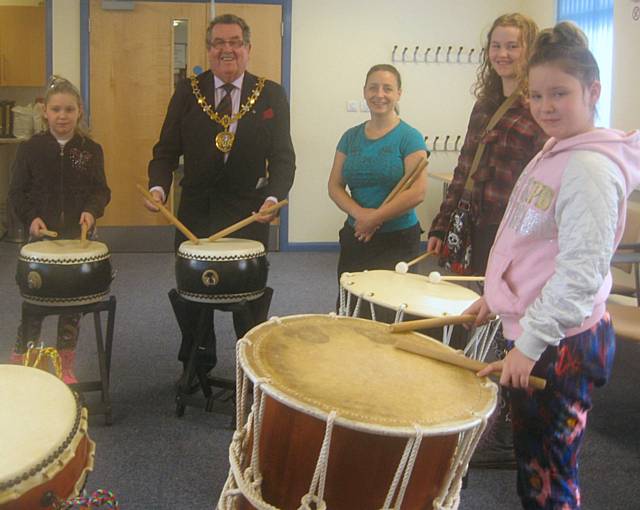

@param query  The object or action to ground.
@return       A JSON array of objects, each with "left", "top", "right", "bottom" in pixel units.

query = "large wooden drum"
[
  {"left": 339, "top": 270, "right": 500, "bottom": 361},
  {"left": 176, "top": 238, "right": 268, "bottom": 303},
  {"left": 16, "top": 240, "right": 112, "bottom": 306},
  {"left": 218, "top": 315, "right": 497, "bottom": 510},
  {"left": 0, "top": 365, "right": 95, "bottom": 509}
]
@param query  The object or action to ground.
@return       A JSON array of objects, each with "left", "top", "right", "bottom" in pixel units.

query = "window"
[{"left": 557, "top": 0, "right": 614, "bottom": 127}]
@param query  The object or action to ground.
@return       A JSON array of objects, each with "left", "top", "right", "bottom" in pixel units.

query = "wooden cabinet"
[{"left": 0, "top": 6, "right": 45, "bottom": 87}]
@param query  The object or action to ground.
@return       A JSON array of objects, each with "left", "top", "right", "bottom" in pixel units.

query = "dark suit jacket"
[{"left": 148, "top": 71, "right": 295, "bottom": 246}]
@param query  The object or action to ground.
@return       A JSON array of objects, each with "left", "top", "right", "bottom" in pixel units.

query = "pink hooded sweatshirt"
[{"left": 485, "top": 128, "right": 640, "bottom": 361}]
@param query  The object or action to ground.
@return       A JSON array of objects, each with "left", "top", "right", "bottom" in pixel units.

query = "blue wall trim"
[
  {"left": 285, "top": 242, "right": 340, "bottom": 253},
  {"left": 80, "top": 0, "right": 90, "bottom": 125},
  {"left": 45, "top": 0, "right": 52, "bottom": 79}
]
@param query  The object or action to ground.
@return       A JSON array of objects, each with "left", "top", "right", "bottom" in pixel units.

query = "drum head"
[
  {"left": 19, "top": 240, "right": 110, "bottom": 263},
  {"left": 241, "top": 315, "right": 496, "bottom": 434},
  {"left": 340, "top": 270, "right": 479, "bottom": 318},
  {"left": 0, "top": 365, "right": 78, "bottom": 488},
  {"left": 178, "top": 237, "right": 265, "bottom": 260}
]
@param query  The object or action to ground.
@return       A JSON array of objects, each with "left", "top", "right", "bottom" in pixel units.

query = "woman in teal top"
[{"left": 328, "top": 64, "right": 428, "bottom": 288}]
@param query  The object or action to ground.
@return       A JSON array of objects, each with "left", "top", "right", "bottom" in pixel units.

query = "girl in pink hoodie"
[{"left": 469, "top": 22, "right": 640, "bottom": 509}]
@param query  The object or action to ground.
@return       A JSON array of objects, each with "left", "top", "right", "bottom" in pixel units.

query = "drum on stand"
[
  {"left": 217, "top": 314, "right": 497, "bottom": 510},
  {"left": 339, "top": 270, "right": 500, "bottom": 361},
  {"left": 0, "top": 365, "right": 96, "bottom": 510},
  {"left": 176, "top": 238, "right": 268, "bottom": 304},
  {"left": 16, "top": 240, "right": 112, "bottom": 306}
]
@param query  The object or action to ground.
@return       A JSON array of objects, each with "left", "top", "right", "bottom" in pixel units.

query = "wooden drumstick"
[
  {"left": 136, "top": 184, "right": 199, "bottom": 244},
  {"left": 80, "top": 223, "right": 88, "bottom": 242},
  {"left": 389, "top": 313, "right": 482, "bottom": 333},
  {"left": 39, "top": 229, "right": 58, "bottom": 238},
  {"left": 394, "top": 336, "right": 547, "bottom": 390},
  {"left": 208, "top": 199, "right": 289, "bottom": 242},
  {"left": 395, "top": 250, "right": 437, "bottom": 273},
  {"left": 428, "top": 271, "right": 484, "bottom": 283},
  {"left": 382, "top": 157, "right": 429, "bottom": 205}
]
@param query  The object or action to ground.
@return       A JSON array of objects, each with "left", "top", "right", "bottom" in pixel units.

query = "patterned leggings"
[
  {"left": 15, "top": 313, "right": 81, "bottom": 353},
  {"left": 508, "top": 314, "right": 615, "bottom": 509}
]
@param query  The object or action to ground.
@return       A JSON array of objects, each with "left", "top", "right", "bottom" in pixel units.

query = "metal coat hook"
[
  {"left": 446, "top": 46, "right": 453, "bottom": 63},
  {"left": 413, "top": 46, "right": 420, "bottom": 62},
  {"left": 455, "top": 135, "right": 462, "bottom": 151},
  {"left": 468, "top": 48, "right": 475, "bottom": 63},
  {"left": 424, "top": 48, "right": 431, "bottom": 63},
  {"left": 457, "top": 46, "right": 464, "bottom": 63},
  {"left": 392, "top": 45, "right": 398, "bottom": 62},
  {"left": 402, "top": 47, "right": 409, "bottom": 62},
  {"left": 444, "top": 135, "right": 451, "bottom": 151},
  {"left": 433, "top": 136, "right": 440, "bottom": 151},
  {"left": 434, "top": 46, "right": 442, "bottom": 63}
]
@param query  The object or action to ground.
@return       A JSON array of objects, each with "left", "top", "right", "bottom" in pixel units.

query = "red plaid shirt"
[{"left": 430, "top": 97, "right": 547, "bottom": 236}]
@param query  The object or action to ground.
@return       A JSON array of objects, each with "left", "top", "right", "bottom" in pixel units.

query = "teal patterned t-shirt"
[{"left": 337, "top": 120, "right": 426, "bottom": 232}]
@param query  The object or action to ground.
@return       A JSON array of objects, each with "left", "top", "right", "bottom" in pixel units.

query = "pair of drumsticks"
[
  {"left": 136, "top": 184, "right": 288, "bottom": 244},
  {"left": 37, "top": 224, "right": 90, "bottom": 244},
  {"left": 390, "top": 315, "right": 546, "bottom": 390}
]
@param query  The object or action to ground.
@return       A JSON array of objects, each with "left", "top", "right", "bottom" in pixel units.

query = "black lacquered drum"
[
  {"left": 176, "top": 238, "right": 268, "bottom": 303},
  {"left": 16, "top": 240, "right": 112, "bottom": 306}
]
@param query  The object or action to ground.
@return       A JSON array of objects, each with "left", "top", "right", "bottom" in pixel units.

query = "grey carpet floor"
[{"left": 1, "top": 240, "right": 638, "bottom": 509}]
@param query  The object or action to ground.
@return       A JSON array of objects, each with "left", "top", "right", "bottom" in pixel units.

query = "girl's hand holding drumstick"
[
  {"left": 477, "top": 348, "right": 538, "bottom": 390},
  {"left": 394, "top": 335, "right": 546, "bottom": 390}
]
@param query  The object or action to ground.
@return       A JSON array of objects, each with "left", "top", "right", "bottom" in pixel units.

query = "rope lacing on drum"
[
  {"left": 463, "top": 317, "right": 502, "bottom": 361},
  {"left": 393, "top": 303, "right": 407, "bottom": 324},
  {"left": 381, "top": 424, "right": 423, "bottom": 510},
  {"left": 432, "top": 412, "right": 490, "bottom": 510},
  {"left": 339, "top": 285, "right": 347, "bottom": 316},
  {"left": 298, "top": 410, "right": 337, "bottom": 510},
  {"left": 369, "top": 300, "right": 376, "bottom": 321},
  {"left": 352, "top": 294, "right": 363, "bottom": 318}
]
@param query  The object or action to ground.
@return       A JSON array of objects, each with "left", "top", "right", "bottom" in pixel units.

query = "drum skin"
[
  {"left": 230, "top": 315, "right": 497, "bottom": 510},
  {"left": 176, "top": 239, "right": 268, "bottom": 303},
  {"left": 0, "top": 365, "right": 95, "bottom": 510},
  {"left": 15, "top": 240, "right": 112, "bottom": 306}
]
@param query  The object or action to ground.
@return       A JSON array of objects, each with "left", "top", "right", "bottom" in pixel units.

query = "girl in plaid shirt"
[{"left": 427, "top": 13, "right": 547, "bottom": 275}]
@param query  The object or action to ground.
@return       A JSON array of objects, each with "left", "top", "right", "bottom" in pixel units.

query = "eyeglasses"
[{"left": 209, "top": 38, "right": 245, "bottom": 50}]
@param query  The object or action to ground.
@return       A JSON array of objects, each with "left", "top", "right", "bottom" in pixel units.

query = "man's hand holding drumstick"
[
  {"left": 142, "top": 188, "right": 164, "bottom": 213},
  {"left": 254, "top": 198, "right": 282, "bottom": 224},
  {"left": 464, "top": 297, "right": 537, "bottom": 390}
]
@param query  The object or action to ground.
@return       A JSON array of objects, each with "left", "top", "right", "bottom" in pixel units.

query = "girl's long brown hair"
[{"left": 473, "top": 13, "right": 539, "bottom": 107}]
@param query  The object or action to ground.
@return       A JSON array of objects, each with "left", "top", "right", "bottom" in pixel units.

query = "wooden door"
[
  {"left": 214, "top": 2, "right": 282, "bottom": 83},
  {"left": 89, "top": 1, "right": 208, "bottom": 226},
  {"left": 0, "top": 6, "right": 45, "bottom": 86},
  {"left": 90, "top": 1, "right": 284, "bottom": 227}
]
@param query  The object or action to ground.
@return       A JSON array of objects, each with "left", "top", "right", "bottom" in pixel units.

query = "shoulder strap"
[{"left": 463, "top": 91, "right": 520, "bottom": 192}]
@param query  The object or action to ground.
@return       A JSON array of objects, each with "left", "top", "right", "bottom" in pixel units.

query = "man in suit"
[{"left": 144, "top": 14, "right": 295, "bottom": 373}]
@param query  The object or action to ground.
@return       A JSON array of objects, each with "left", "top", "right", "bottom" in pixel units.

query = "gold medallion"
[
  {"left": 190, "top": 74, "right": 266, "bottom": 154},
  {"left": 215, "top": 130, "right": 235, "bottom": 153}
]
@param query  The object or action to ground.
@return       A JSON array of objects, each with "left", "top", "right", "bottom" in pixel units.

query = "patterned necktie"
[{"left": 217, "top": 83, "right": 235, "bottom": 117}]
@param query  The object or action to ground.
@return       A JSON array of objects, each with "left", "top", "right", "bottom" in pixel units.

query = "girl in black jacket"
[{"left": 8, "top": 76, "right": 110, "bottom": 383}]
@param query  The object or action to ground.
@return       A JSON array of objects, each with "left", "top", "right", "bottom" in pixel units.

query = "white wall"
[
  {"left": 48, "top": 0, "right": 640, "bottom": 245},
  {"left": 51, "top": 0, "right": 81, "bottom": 87},
  {"left": 288, "top": 0, "right": 555, "bottom": 244},
  {"left": 612, "top": 0, "right": 640, "bottom": 131}
]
